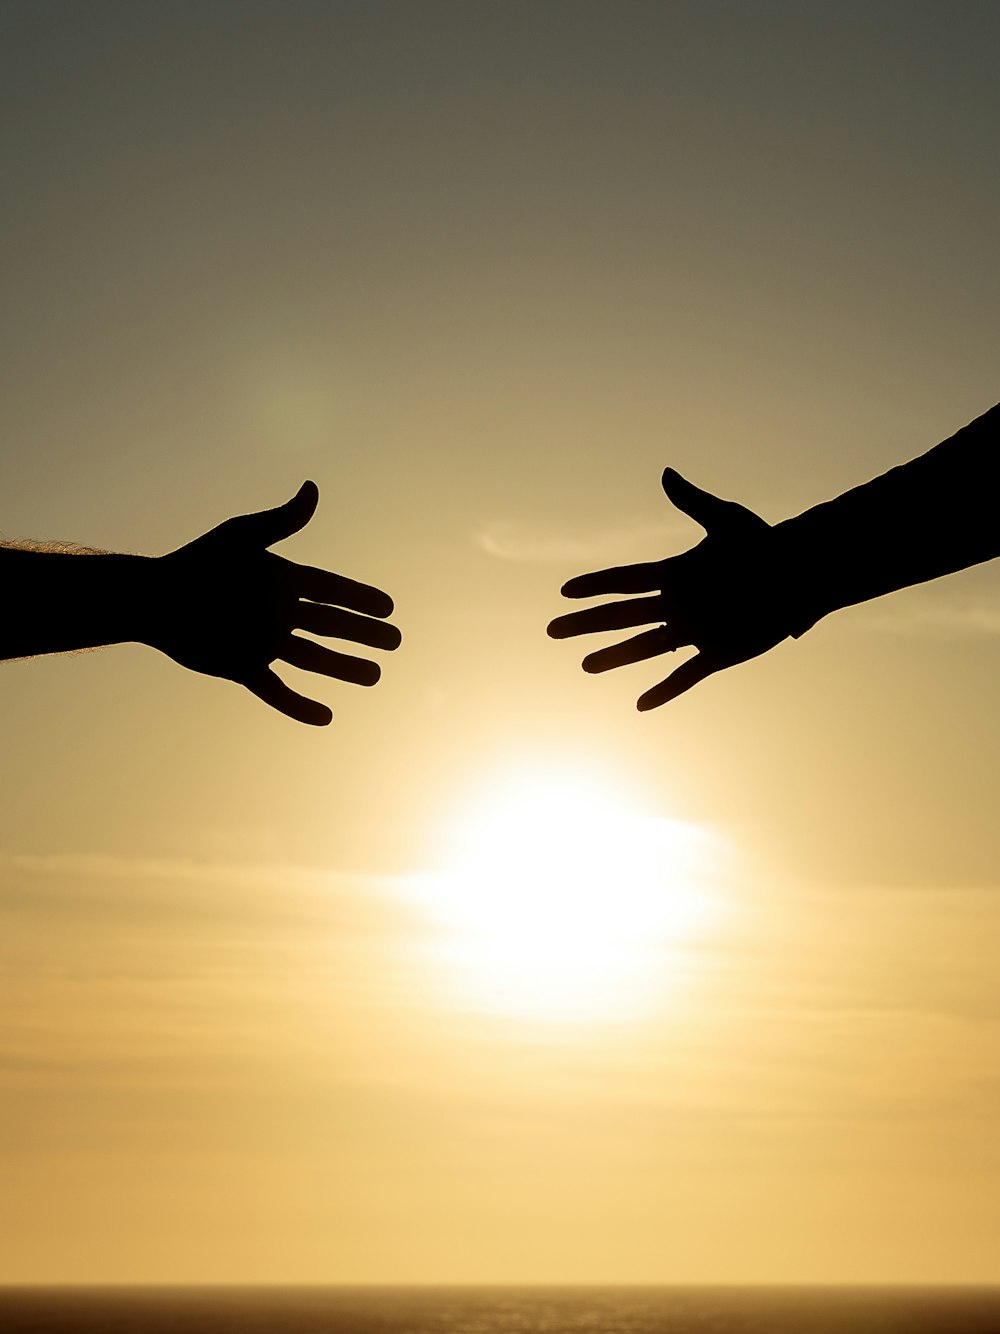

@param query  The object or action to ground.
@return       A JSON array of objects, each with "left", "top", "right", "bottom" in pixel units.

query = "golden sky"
[{"left": 1, "top": 0, "right": 998, "bottom": 1284}]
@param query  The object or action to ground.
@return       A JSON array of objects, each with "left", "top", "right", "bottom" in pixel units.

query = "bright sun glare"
[{"left": 407, "top": 767, "right": 726, "bottom": 1021}]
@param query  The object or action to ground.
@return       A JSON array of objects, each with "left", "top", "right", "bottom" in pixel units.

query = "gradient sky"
[{"left": 1, "top": 0, "right": 999, "bottom": 1284}]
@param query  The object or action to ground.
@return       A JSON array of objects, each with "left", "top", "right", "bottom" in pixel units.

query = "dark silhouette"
[
  {"left": 0, "top": 481, "right": 400, "bottom": 725},
  {"left": 549, "top": 402, "right": 999, "bottom": 710}
]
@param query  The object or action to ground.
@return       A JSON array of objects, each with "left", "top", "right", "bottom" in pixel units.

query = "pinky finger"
[
  {"left": 244, "top": 668, "right": 333, "bottom": 726},
  {"left": 636, "top": 652, "right": 720, "bottom": 712}
]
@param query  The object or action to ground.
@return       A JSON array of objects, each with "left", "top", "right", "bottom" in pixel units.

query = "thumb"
[
  {"left": 240, "top": 481, "right": 319, "bottom": 547},
  {"left": 661, "top": 468, "right": 764, "bottom": 536},
  {"left": 661, "top": 468, "right": 734, "bottom": 532}
]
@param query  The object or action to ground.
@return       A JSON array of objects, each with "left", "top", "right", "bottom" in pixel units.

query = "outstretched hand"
[
  {"left": 548, "top": 469, "right": 793, "bottom": 710},
  {"left": 149, "top": 482, "right": 400, "bottom": 725}
]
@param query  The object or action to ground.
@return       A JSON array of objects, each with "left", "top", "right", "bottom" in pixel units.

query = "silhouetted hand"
[
  {"left": 548, "top": 469, "right": 794, "bottom": 710},
  {"left": 149, "top": 481, "right": 400, "bottom": 725}
]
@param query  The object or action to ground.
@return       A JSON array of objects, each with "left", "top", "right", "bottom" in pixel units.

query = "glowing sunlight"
[{"left": 405, "top": 767, "right": 727, "bottom": 1021}]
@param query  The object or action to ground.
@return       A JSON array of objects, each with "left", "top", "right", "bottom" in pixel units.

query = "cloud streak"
[
  {"left": 0, "top": 848, "right": 408, "bottom": 938},
  {"left": 853, "top": 590, "right": 1000, "bottom": 638},
  {"left": 476, "top": 518, "right": 687, "bottom": 566}
]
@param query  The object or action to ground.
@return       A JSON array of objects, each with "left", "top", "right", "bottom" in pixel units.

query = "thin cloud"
[
  {"left": 4, "top": 849, "right": 333, "bottom": 891},
  {"left": 856, "top": 593, "right": 1000, "bottom": 637},
  {"left": 477, "top": 518, "right": 686, "bottom": 565},
  {"left": 0, "top": 849, "right": 404, "bottom": 934}
]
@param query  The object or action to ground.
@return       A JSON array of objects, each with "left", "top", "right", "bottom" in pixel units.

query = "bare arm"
[
  {"left": 778, "top": 401, "right": 1000, "bottom": 635},
  {"left": 1, "top": 482, "right": 401, "bottom": 726},
  {"left": 0, "top": 543, "right": 151, "bottom": 659},
  {"left": 548, "top": 402, "right": 1000, "bottom": 709}
]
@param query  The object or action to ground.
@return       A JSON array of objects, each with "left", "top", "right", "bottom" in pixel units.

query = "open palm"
[
  {"left": 548, "top": 469, "right": 793, "bottom": 710},
  {"left": 150, "top": 482, "right": 400, "bottom": 725}
]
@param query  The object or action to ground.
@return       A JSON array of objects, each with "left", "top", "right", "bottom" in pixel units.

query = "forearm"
[
  {"left": 774, "top": 402, "right": 1000, "bottom": 636},
  {"left": 0, "top": 544, "right": 155, "bottom": 660}
]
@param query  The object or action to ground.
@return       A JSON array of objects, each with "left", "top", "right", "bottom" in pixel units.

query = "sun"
[{"left": 406, "top": 765, "right": 725, "bottom": 1021}]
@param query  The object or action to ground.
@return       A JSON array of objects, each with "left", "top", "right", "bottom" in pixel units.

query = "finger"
[
  {"left": 548, "top": 595, "right": 665, "bottom": 640},
  {"left": 662, "top": 468, "right": 767, "bottom": 538},
  {"left": 239, "top": 481, "right": 320, "bottom": 548},
  {"left": 297, "top": 564, "right": 394, "bottom": 618},
  {"left": 561, "top": 560, "right": 669, "bottom": 599},
  {"left": 244, "top": 667, "right": 332, "bottom": 726},
  {"left": 296, "top": 602, "right": 402, "bottom": 651},
  {"left": 279, "top": 634, "right": 381, "bottom": 686},
  {"left": 661, "top": 468, "right": 736, "bottom": 533},
  {"left": 582, "top": 625, "right": 690, "bottom": 674},
  {"left": 636, "top": 652, "right": 720, "bottom": 711}
]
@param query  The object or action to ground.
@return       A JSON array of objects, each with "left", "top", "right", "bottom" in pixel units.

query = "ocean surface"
[{"left": 1, "top": 1287, "right": 1000, "bottom": 1333}]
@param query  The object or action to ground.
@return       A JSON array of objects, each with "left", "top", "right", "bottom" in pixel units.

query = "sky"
[{"left": 1, "top": 0, "right": 999, "bottom": 1284}]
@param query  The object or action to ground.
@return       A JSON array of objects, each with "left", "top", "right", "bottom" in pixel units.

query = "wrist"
[
  {"left": 121, "top": 554, "right": 170, "bottom": 649},
  {"left": 91, "top": 553, "right": 161, "bottom": 648},
  {"left": 770, "top": 515, "right": 839, "bottom": 639}
]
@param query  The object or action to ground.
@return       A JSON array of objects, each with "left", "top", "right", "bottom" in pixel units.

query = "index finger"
[
  {"left": 296, "top": 563, "right": 395, "bottom": 618},
  {"left": 561, "top": 558, "right": 670, "bottom": 599}
]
